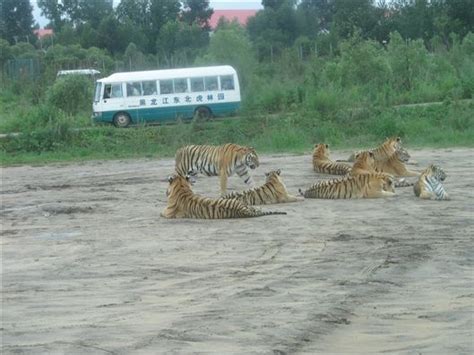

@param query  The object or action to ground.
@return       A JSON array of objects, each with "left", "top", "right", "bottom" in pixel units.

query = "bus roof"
[
  {"left": 97, "top": 65, "right": 237, "bottom": 83},
  {"left": 57, "top": 69, "right": 100, "bottom": 76}
]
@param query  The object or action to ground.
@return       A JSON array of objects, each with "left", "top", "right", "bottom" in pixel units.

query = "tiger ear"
[
  {"left": 325, "top": 144, "right": 329, "bottom": 148},
  {"left": 265, "top": 171, "right": 269, "bottom": 177},
  {"left": 167, "top": 175, "right": 175, "bottom": 183},
  {"left": 369, "top": 151, "right": 374, "bottom": 157}
]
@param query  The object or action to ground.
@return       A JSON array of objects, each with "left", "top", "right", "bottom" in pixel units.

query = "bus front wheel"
[
  {"left": 113, "top": 112, "right": 131, "bottom": 128},
  {"left": 194, "top": 107, "right": 212, "bottom": 121}
]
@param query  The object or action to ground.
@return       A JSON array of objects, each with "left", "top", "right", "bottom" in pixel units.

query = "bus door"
[{"left": 102, "top": 82, "right": 126, "bottom": 111}]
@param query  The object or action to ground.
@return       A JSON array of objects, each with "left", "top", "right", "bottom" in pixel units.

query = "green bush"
[{"left": 47, "top": 75, "right": 93, "bottom": 115}]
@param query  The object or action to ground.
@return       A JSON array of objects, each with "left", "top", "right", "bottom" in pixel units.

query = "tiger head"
[
  {"left": 264, "top": 169, "right": 282, "bottom": 183},
  {"left": 166, "top": 174, "right": 194, "bottom": 197},
  {"left": 386, "top": 136, "right": 402, "bottom": 151},
  {"left": 427, "top": 164, "right": 447, "bottom": 181},
  {"left": 396, "top": 146, "right": 411, "bottom": 162},
  {"left": 245, "top": 147, "right": 259, "bottom": 170},
  {"left": 353, "top": 151, "right": 375, "bottom": 170},
  {"left": 313, "top": 143, "right": 330, "bottom": 160}
]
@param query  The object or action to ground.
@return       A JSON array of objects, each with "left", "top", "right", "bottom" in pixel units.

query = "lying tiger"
[
  {"left": 175, "top": 143, "right": 259, "bottom": 195},
  {"left": 414, "top": 165, "right": 449, "bottom": 200},
  {"left": 222, "top": 169, "right": 303, "bottom": 205},
  {"left": 161, "top": 174, "right": 287, "bottom": 219},
  {"left": 299, "top": 173, "right": 396, "bottom": 199},
  {"left": 340, "top": 136, "right": 402, "bottom": 162},
  {"left": 350, "top": 150, "right": 414, "bottom": 188},
  {"left": 312, "top": 143, "right": 352, "bottom": 175},
  {"left": 374, "top": 147, "right": 419, "bottom": 177}
]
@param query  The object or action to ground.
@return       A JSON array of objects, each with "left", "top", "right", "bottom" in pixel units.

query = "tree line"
[{"left": 1, "top": 0, "right": 473, "bottom": 64}]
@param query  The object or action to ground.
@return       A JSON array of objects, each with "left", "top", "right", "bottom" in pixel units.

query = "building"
[
  {"left": 209, "top": 9, "right": 258, "bottom": 29},
  {"left": 33, "top": 28, "right": 53, "bottom": 39}
]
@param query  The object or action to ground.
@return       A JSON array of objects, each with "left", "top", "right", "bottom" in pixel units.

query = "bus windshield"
[{"left": 94, "top": 82, "right": 102, "bottom": 102}]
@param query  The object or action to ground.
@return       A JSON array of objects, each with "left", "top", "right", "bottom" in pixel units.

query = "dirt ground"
[{"left": 1, "top": 148, "right": 473, "bottom": 354}]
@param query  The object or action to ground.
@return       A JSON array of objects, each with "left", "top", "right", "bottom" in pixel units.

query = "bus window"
[
  {"left": 160, "top": 80, "right": 173, "bottom": 94},
  {"left": 127, "top": 82, "right": 142, "bottom": 96},
  {"left": 191, "top": 77, "right": 204, "bottom": 92},
  {"left": 174, "top": 78, "right": 188, "bottom": 93},
  {"left": 104, "top": 83, "right": 123, "bottom": 99},
  {"left": 111, "top": 84, "right": 123, "bottom": 98},
  {"left": 205, "top": 76, "right": 218, "bottom": 91},
  {"left": 220, "top": 75, "right": 235, "bottom": 90},
  {"left": 142, "top": 81, "right": 157, "bottom": 95}
]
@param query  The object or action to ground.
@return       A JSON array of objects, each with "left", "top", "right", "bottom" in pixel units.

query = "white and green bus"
[{"left": 92, "top": 65, "right": 241, "bottom": 127}]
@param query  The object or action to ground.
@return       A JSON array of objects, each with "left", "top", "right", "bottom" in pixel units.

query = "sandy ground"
[{"left": 1, "top": 148, "right": 473, "bottom": 354}]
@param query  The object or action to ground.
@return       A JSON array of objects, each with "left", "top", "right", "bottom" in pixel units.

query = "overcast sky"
[{"left": 31, "top": 0, "right": 263, "bottom": 28}]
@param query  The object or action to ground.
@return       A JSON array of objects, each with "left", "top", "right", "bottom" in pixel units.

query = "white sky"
[{"left": 31, "top": 0, "right": 263, "bottom": 28}]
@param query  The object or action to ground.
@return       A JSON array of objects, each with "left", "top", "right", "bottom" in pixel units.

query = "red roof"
[
  {"left": 34, "top": 29, "right": 53, "bottom": 39},
  {"left": 209, "top": 10, "right": 258, "bottom": 29}
]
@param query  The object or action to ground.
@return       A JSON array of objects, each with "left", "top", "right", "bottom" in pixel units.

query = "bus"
[{"left": 92, "top": 65, "right": 241, "bottom": 127}]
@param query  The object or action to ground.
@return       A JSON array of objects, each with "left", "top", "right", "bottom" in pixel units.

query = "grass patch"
[{"left": 1, "top": 100, "right": 473, "bottom": 166}]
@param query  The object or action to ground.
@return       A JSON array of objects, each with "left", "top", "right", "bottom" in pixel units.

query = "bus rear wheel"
[
  {"left": 113, "top": 112, "right": 131, "bottom": 128},
  {"left": 194, "top": 106, "right": 212, "bottom": 121}
]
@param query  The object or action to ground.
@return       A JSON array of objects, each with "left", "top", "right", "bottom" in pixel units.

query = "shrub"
[{"left": 47, "top": 75, "right": 93, "bottom": 115}]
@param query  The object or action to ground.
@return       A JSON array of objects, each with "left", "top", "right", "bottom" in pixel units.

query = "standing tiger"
[
  {"left": 161, "top": 174, "right": 287, "bottom": 219},
  {"left": 374, "top": 147, "right": 419, "bottom": 177},
  {"left": 341, "top": 136, "right": 402, "bottom": 162},
  {"left": 312, "top": 143, "right": 352, "bottom": 175},
  {"left": 299, "top": 173, "right": 396, "bottom": 199},
  {"left": 175, "top": 143, "right": 259, "bottom": 195},
  {"left": 222, "top": 169, "right": 303, "bottom": 205},
  {"left": 414, "top": 165, "right": 449, "bottom": 200}
]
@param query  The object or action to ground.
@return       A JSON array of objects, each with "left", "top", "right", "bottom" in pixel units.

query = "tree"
[
  {"left": 197, "top": 23, "right": 256, "bottom": 87},
  {"left": 71, "top": 0, "right": 114, "bottom": 28},
  {"left": 181, "top": 0, "right": 214, "bottom": 29},
  {"left": 38, "top": 0, "right": 65, "bottom": 30},
  {"left": 331, "top": 0, "right": 379, "bottom": 39},
  {"left": 297, "top": 0, "right": 334, "bottom": 34},
  {"left": 117, "top": 0, "right": 181, "bottom": 53},
  {"left": 247, "top": 1, "right": 299, "bottom": 61},
  {"left": 156, "top": 20, "right": 208, "bottom": 66},
  {"left": 1, "top": 0, "right": 35, "bottom": 44},
  {"left": 38, "top": 0, "right": 113, "bottom": 31}
]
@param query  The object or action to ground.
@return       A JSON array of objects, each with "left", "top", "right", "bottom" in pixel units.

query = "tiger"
[
  {"left": 339, "top": 136, "right": 402, "bottom": 162},
  {"left": 298, "top": 173, "right": 396, "bottom": 199},
  {"left": 161, "top": 174, "right": 287, "bottom": 219},
  {"left": 350, "top": 149, "right": 414, "bottom": 188},
  {"left": 312, "top": 143, "right": 352, "bottom": 175},
  {"left": 222, "top": 169, "right": 304, "bottom": 205},
  {"left": 414, "top": 165, "right": 449, "bottom": 200},
  {"left": 374, "top": 147, "right": 419, "bottom": 177},
  {"left": 175, "top": 143, "right": 259, "bottom": 195},
  {"left": 349, "top": 151, "right": 376, "bottom": 176}
]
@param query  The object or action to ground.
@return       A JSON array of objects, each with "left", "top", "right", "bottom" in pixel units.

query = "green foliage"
[
  {"left": 1, "top": 0, "right": 34, "bottom": 44},
  {"left": 338, "top": 34, "right": 391, "bottom": 88},
  {"left": 195, "top": 24, "right": 256, "bottom": 88},
  {"left": 47, "top": 75, "right": 93, "bottom": 115}
]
